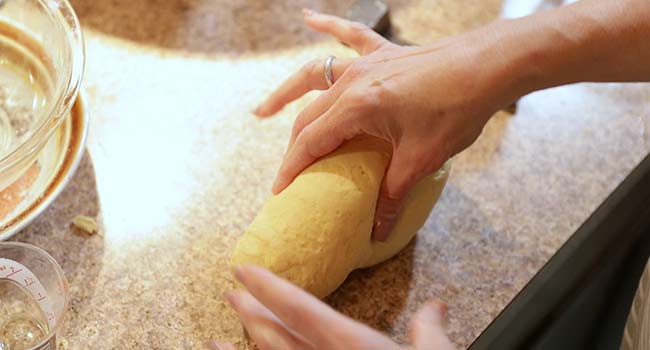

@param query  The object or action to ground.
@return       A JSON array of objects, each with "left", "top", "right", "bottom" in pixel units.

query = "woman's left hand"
[{"left": 217, "top": 265, "right": 455, "bottom": 350}]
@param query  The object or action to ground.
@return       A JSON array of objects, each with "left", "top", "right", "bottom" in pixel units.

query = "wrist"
[
  {"left": 480, "top": 0, "right": 649, "bottom": 101},
  {"left": 471, "top": 17, "right": 579, "bottom": 105},
  {"left": 456, "top": 21, "right": 536, "bottom": 113}
]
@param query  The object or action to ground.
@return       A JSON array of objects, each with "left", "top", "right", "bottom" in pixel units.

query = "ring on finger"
[{"left": 324, "top": 55, "right": 336, "bottom": 88}]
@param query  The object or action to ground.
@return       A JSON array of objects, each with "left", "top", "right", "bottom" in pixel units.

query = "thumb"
[
  {"left": 411, "top": 301, "right": 455, "bottom": 350},
  {"left": 372, "top": 149, "right": 422, "bottom": 241}
]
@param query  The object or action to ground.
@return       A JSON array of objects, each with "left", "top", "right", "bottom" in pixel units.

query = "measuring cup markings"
[{"left": 0, "top": 258, "right": 56, "bottom": 328}]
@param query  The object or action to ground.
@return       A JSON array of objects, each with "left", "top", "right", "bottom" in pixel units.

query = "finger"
[
  {"left": 234, "top": 265, "right": 365, "bottom": 347},
  {"left": 286, "top": 82, "right": 346, "bottom": 150},
  {"left": 204, "top": 340, "right": 237, "bottom": 350},
  {"left": 411, "top": 301, "right": 455, "bottom": 350},
  {"left": 273, "top": 80, "right": 350, "bottom": 195},
  {"left": 254, "top": 57, "right": 353, "bottom": 117},
  {"left": 372, "top": 148, "right": 425, "bottom": 241},
  {"left": 226, "top": 290, "right": 313, "bottom": 350},
  {"left": 272, "top": 100, "right": 360, "bottom": 194},
  {"left": 303, "top": 9, "right": 387, "bottom": 55}
]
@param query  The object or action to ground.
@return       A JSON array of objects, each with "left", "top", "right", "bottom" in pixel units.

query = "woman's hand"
[
  {"left": 256, "top": 10, "right": 516, "bottom": 240},
  {"left": 218, "top": 265, "right": 455, "bottom": 350}
]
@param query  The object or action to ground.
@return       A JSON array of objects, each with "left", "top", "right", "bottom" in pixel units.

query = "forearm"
[{"left": 488, "top": 0, "right": 650, "bottom": 100}]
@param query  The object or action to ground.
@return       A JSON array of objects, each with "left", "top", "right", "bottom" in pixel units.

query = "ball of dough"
[{"left": 232, "top": 137, "right": 450, "bottom": 298}]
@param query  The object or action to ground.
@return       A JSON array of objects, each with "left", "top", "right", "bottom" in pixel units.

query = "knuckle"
[
  {"left": 308, "top": 59, "right": 322, "bottom": 76},
  {"left": 346, "top": 61, "right": 368, "bottom": 77},
  {"left": 382, "top": 176, "right": 411, "bottom": 202},
  {"left": 343, "top": 89, "right": 365, "bottom": 105},
  {"left": 290, "top": 121, "right": 303, "bottom": 138},
  {"left": 377, "top": 41, "right": 397, "bottom": 51},
  {"left": 415, "top": 145, "right": 448, "bottom": 175},
  {"left": 345, "top": 88, "right": 382, "bottom": 113},
  {"left": 291, "top": 113, "right": 310, "bottom": 136},
  {"left": 295, "top": 121, "right": 314, "bottom": 142},
  {"left": 403, "top": 170, "right": 422, "bottom": 191},
  {"left": 371, "top": 82, "right": 393, "bottom": 101},
  {"left": 390, "top": 166, "right": 424, "bottom": 197},
  {"left": 298, "top": 60, "right": 320, "bottom": 90},
  {"left": 300, "top": 59, "right": 320, "bottom": 78},
  {"left": 364, "top": 90, "right": 384, "bottom": 111},
  {"left": 298, "top": 127, "right": 319, "bottom": 159},
  {"left": 301, "top": 59, "right": 318, "bottom": 72}
]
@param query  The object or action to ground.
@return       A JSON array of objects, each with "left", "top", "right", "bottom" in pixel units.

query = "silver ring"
[{"left": 324, "top": 55, "right": 336, "bottom": 88}]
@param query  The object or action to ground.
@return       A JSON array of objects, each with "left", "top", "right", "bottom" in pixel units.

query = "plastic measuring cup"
[{"left": 0, "top": 242, "right": 68, "bottom": 350}]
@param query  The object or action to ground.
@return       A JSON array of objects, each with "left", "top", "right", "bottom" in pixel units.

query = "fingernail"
[
  {"left": 302, "top": 8, "right": 316, "bottom": 16},
  {"left": 372, "top": 220, "right": 393, "bottom": 241},
  {"left": 271, "top": 178, "right": 283, "bottom": 195},
  {"left": 421, "top": 301, "right": 448, "bottom": 326},
  {"left": 254, "top": 103, "right": 269, "bottom": 117},
  {"left": 430, "top": 300, "right": 448, "bottom": 318}
]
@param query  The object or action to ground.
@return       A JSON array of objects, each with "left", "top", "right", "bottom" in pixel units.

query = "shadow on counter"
[
  {"left": 11, "top": 150, "right": 104, "bottom": 336},
  {"left": 70, "top": 0, "right": 360, "bottom": 55},
  {"left": 327, "top": 240, "right": 415, "bottom": 335}
]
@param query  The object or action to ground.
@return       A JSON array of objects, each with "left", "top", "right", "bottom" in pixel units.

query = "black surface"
[
  {"left": 345, "top": 0, "right": 391, "bottom": 35},
  {"left": 469, "top": 152, "right": 650, "bottom": 349}
]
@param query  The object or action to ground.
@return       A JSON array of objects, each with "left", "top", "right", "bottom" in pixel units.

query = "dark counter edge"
[{"left": 469, "top": 151, "right": 650, "bottom": 350}]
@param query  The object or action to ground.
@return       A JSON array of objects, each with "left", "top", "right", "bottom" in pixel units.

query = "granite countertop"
[{"left": 10, "top": 0, "right": 650, "bottom": 348}]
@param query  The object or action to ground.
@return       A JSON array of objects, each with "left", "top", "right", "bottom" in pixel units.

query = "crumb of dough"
[
  {"left": 72, "top": 215, "right": 97, "bottom": 235},
  {"left": 58, "top": 337, "right": 69, "bottom": 349}
]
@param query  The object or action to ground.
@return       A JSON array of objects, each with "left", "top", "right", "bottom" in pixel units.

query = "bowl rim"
[
  {"left": 0, "top": 0, "right": 85, "bottom": 175},
  {"left": 0, "top": 92, "right": 88, "bottom": 240}
]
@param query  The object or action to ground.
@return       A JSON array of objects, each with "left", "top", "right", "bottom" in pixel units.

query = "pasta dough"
[{"left": 232, "top": 137, "right": 450, "bottom": 298}]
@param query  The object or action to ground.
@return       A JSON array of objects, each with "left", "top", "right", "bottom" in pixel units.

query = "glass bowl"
[{"left": 0, "top": 0, "right": 84, "bottom": 192}]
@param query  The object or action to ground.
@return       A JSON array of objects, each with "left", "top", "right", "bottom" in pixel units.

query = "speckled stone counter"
[{"left": 9, "top": 0, "right": 650, "bottom": 349}]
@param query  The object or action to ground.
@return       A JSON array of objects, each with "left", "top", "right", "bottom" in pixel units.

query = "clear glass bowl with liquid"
[{"left": 0, "top": 0, "right": 84, "bottom": 193}]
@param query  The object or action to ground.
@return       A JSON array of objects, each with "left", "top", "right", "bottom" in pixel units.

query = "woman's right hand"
[{"left": 256, "top": 10, "right": 519, "bottom": 240}]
